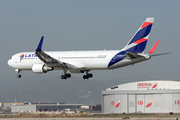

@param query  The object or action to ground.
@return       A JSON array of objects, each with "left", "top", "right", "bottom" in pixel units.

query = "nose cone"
[{"left": 7, "top": 59, "right": 11, "bottom": 67}]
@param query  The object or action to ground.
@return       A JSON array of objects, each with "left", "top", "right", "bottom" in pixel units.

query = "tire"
[
  {"left": 17, "top": 74, "right": 21, "bottom": 78},
  {"left": 67, "top": 74, "right": 71, "bottom": 78},
  {"left": 89, "top": 73, "right": 93, "bottom": 78},
  {"left": 61, "top": 75, "right": 65, "bottom": 79}
]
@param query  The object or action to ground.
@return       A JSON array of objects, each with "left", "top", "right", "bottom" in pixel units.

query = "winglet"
[
  {"left": 36, "top": 36, "right": 44, "bottom": 51},
  {"left": 148, "top": 40, "right": 159, "bottom": 54}
]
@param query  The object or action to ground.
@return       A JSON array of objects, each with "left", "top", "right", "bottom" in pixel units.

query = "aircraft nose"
[{"left": 7, "top": 59, "right": 11, "bottom": 66}]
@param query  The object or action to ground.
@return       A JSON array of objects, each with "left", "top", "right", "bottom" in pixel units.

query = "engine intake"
[{"left": 32, "top": 64, "right": 53, "bottom": 73}]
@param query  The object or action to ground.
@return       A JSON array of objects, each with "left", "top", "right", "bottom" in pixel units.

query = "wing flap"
[{"left": 35, "top": 51, "right": 58, "bottom": 64}]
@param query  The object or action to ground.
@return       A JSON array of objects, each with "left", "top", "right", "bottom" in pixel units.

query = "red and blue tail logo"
[
  {"left": 123, "top": 17, "right": 154, "bottom": 53},
  {"left": 108, "top": 18, "right": 154, "bottom": 67}
]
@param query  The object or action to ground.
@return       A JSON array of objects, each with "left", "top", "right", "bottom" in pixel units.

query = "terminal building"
[
  {"left": 6, "top": 103, "right": 100, "bottom": 113},
  {"left": 11, "top": 103, "right": 83, "bottom": 112},
  {"left": 102, "top": 80, "right": 180, "bottom": 113}
]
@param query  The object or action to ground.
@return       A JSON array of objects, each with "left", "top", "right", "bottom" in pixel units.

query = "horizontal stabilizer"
[
  {"left": 126, "top": 52, "right": 143, "bottom": 59},
  {"left": 150, "top": 53, "right": 171, "bottom": 57}
]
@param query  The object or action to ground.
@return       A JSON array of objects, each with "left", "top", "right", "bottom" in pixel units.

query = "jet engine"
[{"left": 32, "top": 64, "right": 53, "bottom": 73}]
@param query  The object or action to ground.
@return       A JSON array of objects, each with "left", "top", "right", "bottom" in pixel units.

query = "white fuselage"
[
  {"left": 8, "top": 50, "right": 150, "bottom": 73},
  {"left": 7, "top": 18, "right": 156, "bottom": 79}
]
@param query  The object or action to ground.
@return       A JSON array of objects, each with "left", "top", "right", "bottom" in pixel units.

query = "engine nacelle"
[{"left": 32, "top": 64, "right": 53, "bottom": 74}]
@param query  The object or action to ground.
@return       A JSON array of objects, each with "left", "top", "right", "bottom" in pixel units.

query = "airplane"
[{"left": 7, "top": 17, "right": 166, "bottom": 79}]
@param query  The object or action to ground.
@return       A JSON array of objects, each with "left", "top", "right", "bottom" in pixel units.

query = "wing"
[{"left": 35, "top": 36, "right": 77, "bottom": 69}]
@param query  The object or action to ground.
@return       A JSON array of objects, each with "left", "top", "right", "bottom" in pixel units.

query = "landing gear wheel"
[
  {"left": 67, "top": 73, "right": 71, "bottom": 78},
  {"left": 17, "top": 74, "right": 21, "bottom": 78},
  {"left": 89, "top": 73, "right": 93, "bottom": 78},
  {"left": 61, "top": 74, "right": 71, "bottom": 80},
  {"left": 61, "top": 75, "right": 64, "bottom": 79},
  {"left": 83, "top": 75, "right": 87, "bottom": 79},
  {"left": 64, "top": 75, "right": 67, "bottom": 79},
  {"left": 61, "top": 75, "right": 66, "bottom": 79},
  {"left": 83, "top": 75, "right": 89, "bottom": 79},
  {"left": 83, "top": 72, "right": 93, "bottom": 79}
]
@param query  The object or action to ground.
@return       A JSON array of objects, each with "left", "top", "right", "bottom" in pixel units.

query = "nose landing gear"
[
  {"left": 15, "top": 69, "right": 21, "bottom": 78},
  {"left": 17, "top": 74, "right": 21, "bottom": 78}
]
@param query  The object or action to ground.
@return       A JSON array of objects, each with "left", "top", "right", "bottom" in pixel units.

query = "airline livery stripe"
[
  {"left": 128, "top": 24, "right": 152, "bottom": 45},
  {"left": 141, "top": 22, "right": 152, "bottom": 28},
  {"left": 134, "top": 38, "right": 148, "bottom": 44}
]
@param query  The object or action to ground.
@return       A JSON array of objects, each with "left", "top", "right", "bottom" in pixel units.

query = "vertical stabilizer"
[{"left": 123, "top": 17, "right": 154, "bottom": 53}]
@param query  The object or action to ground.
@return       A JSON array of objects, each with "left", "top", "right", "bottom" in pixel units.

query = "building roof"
[{"left": 106, "top": 80, "right": 180, "bottom": 91}]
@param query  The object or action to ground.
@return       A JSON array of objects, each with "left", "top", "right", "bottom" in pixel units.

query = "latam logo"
[
  {"left": 137, "top": 82, "right": 158, "bottom": 89},
  {"left": 145, "top": 100, "right": 153, "bottom": 108},
  {"left": 115, "top": 100, "right": 121, "bottom": 108},
  {"left": 20, "top": 54, "right": 37, "bottom": 62}
]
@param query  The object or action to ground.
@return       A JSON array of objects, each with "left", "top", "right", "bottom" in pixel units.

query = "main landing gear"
[
  {"left": 61, "top": 73, "right": 71, "bottom": 79},
  {"left": 15, "top": 69, "right": 21, "bottom": 78},
  {"left": 83, "top": 71, "right": 93, "bottom": 79},
  {"left": 61, "top": 69, "right": 71, "bottom": 80},
  {"left": 61, "top": 70, "right": 93, "bottom": 80}
]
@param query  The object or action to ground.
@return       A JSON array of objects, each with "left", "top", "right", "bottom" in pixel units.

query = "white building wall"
[
  {"left": 163, "top": 94, "right": 173, "bottom": 113},
  {"left": 104, "top": 95, "right": 110, "bottom": 113},
  {"left": 110, "top": 95, "right": 116, "bottom": 113},
  {"left": 144, "top": 94, "right": 153, "bottom": 113},
  {"left": 128, "top": 95, "right": 135, "bottom": 113},
  {"left": 120, "top": 94, "right": 127, "bottom": 113},
  {"left": 103, "top": 94, "right": 180, "bottom": 113},
  {"left": 102, "top": 81, "right": 180, "bottom": 114},
  {"left": 12, "top": 106, "right": 36, "bottom": 112},
  {"left": 137, "top": 95, "right": 144, "bottom": 113},
  {"left": 173, "top": 94, "right": 180, "bottom": 113},
  {"left": 112, "top": 94, "right": 120, "bottom": 114},
  {"left": 103, "top": 93, "right": 180, "bottom": 113},
  {"left": 153, "top": 94, "right": 163, "bottom": 113}
]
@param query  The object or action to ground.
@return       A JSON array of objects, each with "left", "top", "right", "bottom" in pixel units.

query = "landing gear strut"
[
  {"left": 83, "top": 71, "right": 93, "bottom": 79},
  {"left": 61, "top": 69, "right": 71, "bottom": 80},
  {"left": 15, "top": 69, "right": 21, "bottom": 78}
]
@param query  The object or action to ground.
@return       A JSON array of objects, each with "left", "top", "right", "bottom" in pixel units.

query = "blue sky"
[{"left": 1, "top": 0, "right": 180, "bottom": 80}]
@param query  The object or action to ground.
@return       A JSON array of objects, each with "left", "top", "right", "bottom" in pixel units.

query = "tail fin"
[{"left": 123, "top": 17, "right": 154, "bottom": 53}]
